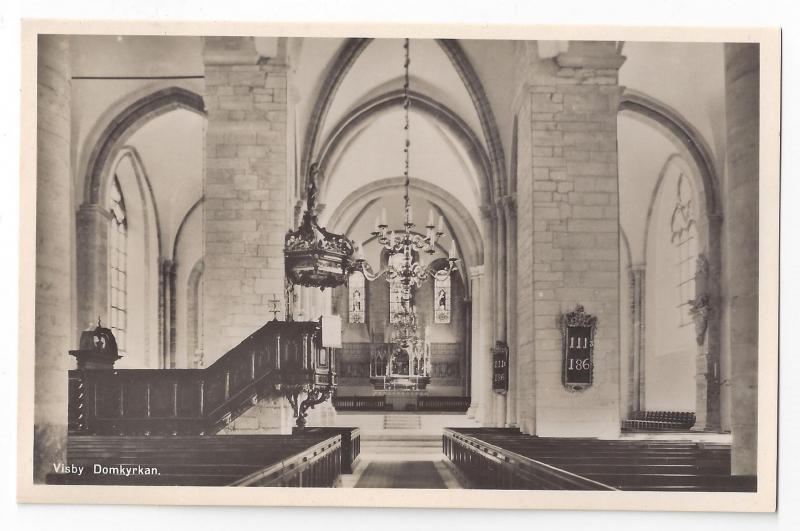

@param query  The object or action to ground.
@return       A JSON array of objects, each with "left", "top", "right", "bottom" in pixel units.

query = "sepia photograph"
[{"left": 16, "top": 19, "right": 780, "bottom": 513}]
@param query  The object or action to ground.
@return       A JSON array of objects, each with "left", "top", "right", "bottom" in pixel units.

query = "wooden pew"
[
  {"left": 444, "top": 428, "right": 754, "bottom": 492},
  {"left": 293, "top": 427, "right": 361, "bottom": 473},
  {"left": 47, "top": 433, "right": 343, "bottom": 487},
  {"left": 442, "top": 429, "right": 617, "bottom": 490}
]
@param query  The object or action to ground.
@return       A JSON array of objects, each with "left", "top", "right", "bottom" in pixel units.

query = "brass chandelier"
[
  {"left": 354, "top": 38, "right": 458, "bottom": 299},
  {"left": 390, "top": 299, "right": 419, "bottom": 348}
]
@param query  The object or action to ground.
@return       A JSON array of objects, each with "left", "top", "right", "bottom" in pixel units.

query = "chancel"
[{"left": 34, "top": 34, "right": 760, "bottom": 492}]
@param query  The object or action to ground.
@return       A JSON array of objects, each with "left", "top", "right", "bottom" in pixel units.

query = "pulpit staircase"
[
  {"left": 68, "top": 320, "right": 334, "bottom": 436},
  {"left": 54, "top": 320, "right": 356, "bottom": 486}
]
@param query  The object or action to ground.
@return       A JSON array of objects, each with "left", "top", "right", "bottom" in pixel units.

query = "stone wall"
[{"left": 202, "top": 37, "right": 289, "bottom": 364}]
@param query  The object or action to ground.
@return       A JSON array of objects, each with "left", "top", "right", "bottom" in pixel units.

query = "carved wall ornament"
[
  {"left": 696, "top": 253, "right": 709, "bottom": 278},
  {"left": 688, "top": 293, "right": 712, "bottom": 346},
  {"left": 561, "top": 305, "right": 597, "bottom": 392}
]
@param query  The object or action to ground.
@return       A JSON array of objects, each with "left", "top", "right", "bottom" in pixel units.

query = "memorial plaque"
[
  {"left": 492, "top": 340, "right": 509, "bottom": 393},
  {"left": 561, "top": 305, "right": 597, "bottom": 391}
]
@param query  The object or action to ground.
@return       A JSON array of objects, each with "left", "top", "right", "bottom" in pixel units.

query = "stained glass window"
[
  {"left": 434, "top": 270, "right": 451, "bottom": 324},
  {"left": 348, "top": 271, "right": 365, "bottom": 324},
  {"left": 108, "top": 176, "right": 127, "bottom": 355},
  {"left": 670, "top": 173, "right": 697, "bottom": 327}
]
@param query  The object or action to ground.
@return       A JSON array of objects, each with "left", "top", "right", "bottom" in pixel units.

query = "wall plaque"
[
  {"left": 492, "top": 340, "right": 509, "bottom": 393},
  {"left": 561, "top": 305, "right": 597, "bottom": 391}
]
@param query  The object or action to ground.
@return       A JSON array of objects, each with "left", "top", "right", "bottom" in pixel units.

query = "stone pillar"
[
  {"left": 75, "top": 204, "right": 109, "bottom": 333},
  {"left": 494, "top": 204, "right": 507, "bottom": 427},
  {"left": 630, "top": 265, "right": 645, "bottom": 414},
  {"left": 466, "top": 266, "right": 484, "bottom": 419},
  {"left": 35, "top": 35, "right": 72, "bottom": 482},
  {"left": 202, "top": 37, "right": 289, "bottom": 363},
  {"left": 504, "top": 197, "right": 518, "bottom": 426},
  {"left": 525, "top": 41, "right": 624, "bottom": 438},
  {"left": 159, "top": 259, "right": 177, "bottom": 368},
  {"left": 479, "top": 207, "right": 496, "bottom": 425},
  {"left": 514, "top": 70, "right": 536, "bottom": 435},
  {"left": 724, "top": 43, "right": 759, "bottom": 477}
]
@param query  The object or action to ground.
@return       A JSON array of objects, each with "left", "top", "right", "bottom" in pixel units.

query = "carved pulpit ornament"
[
  {"left": 69, "top": 320, "right": 121, "bottom": 370},
  {"left": 284, "top": 162, "right": 356, "bottom": 291},
  {"left": 561, "top": 305, "right": 597, "bottom": 392}
]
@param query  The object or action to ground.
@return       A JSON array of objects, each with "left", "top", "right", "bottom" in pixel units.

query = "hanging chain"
[{"left": 403, "top": 38, "right": 411, "bottom": 223}]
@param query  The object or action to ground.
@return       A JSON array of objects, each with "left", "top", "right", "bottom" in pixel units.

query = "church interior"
[{"left": 34, "top": 35, "right": 760, "bottom": 491}]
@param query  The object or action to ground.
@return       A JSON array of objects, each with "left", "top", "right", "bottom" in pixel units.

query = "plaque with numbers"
[
  {"left": 492, "top": 340, "right": 509, "bottom": 393},
  {"left": 561, "top": 305, "right": 597, "bottom": 391}
]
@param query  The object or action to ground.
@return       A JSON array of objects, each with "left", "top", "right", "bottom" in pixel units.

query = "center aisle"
[{"left": 354, "top": 461, "right": 447, "bottom": 489}]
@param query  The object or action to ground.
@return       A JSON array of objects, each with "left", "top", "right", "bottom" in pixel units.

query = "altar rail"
[
  {"left": 332, "top": 395, "right": 387, "bottom": 411},
  {"left": 48, "top": 433, "right": 342, "bottom": 487},
  {"left": 443, "top": 428, "right": 617, "bottom": 490},
  {"left": 622, "top": 411, "right": 696, "bottom": 432},
  {"left": 417, "top": 395, "right": 470, "bottom": 412}
]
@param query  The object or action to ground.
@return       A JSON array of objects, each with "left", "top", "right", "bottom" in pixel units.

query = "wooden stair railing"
[{"left": 69, "top": 320, "right": 333, "bottom": 436}]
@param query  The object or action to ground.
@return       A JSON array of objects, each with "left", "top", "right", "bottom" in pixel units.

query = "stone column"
[
  {"left": 525, "top": 41, "right": 624, "bottom": 438},
  {"left": 494, "top": 203, "right": 507, "bottom": 427},
  {"left": 466, "top": 266, "right": 484, "bottom": 419},
  {"left": 630, "top": 265, "right": 645, "bottom": 414},
  {"left": 504, "top": 196, "right": 518, "bottom": 427},
  {"left": 202, "top": 37, "right": 289, "bottom": 363},
  {"left": 35, "top": 35, "right": 72, "bottom": 482},
  {"left": 514, "top": 66, "right": 536, "bottom": 434},
  {"left": 479, "top": 207, "right": 496, "bottom": 425},
  {"left": 724, "top": 43, "right": 759, "bottom": 477},
  {"left": 75, "top": 204, "right": 109, "bottom": 333}
]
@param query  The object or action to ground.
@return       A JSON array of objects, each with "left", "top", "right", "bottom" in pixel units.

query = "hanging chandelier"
[
  {"left": 284, "top": 163, "right": 356, "bottom": 290},
  {"left": 354, "top": 38, "right": 458, "bottom": 296}
]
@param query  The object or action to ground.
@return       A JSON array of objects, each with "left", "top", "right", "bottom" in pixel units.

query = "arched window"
[
  {"left": 388, "top": 253, "right": 409, "bottom": 323},
  {"left": 670, "top": 173, "right": 697, "bottom": 327},
  {"left": 348, "top": 271, "right": 365, "bottom": 323},
  {"left": 108, "top": 176, "right": 128, "bottom": 355},
  {"left": 434, "top": 271, "right": 451, "bottom": 324}
]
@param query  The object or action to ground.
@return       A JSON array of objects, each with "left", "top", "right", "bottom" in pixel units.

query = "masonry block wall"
[
  {"left": 516, "top": 42, "right": 624, "bottom": 438},
  {"left": 202, "top": 37, "right": 289, "bottom": 363}
]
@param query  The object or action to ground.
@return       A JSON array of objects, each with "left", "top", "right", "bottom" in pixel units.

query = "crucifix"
[{"left": 267, "top": 293, "right": 281, "bottom": 321}]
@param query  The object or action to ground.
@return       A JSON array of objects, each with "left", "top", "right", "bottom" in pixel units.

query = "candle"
[
  {"left": 427, "top": 209, "right": 434, "bottom": 227},
  {"left": 381, "top": 208, "right": 387, "bottom": 225},
  {"left": 449, "top": 239, "right": 457, "bottom": 259},
  {"left": 437, "top": 215, "right": 444, "bottom": 232},
  {"left": 408, "top": 205, "right": 413, "bottom": 223}
]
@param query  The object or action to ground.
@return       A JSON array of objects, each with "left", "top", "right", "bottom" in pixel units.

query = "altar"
[{"left": 368, "top": 341, "right": 431, "bottom": 391}]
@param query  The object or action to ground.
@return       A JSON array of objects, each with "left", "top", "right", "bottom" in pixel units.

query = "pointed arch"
[
  {"left": 84, "top": 86, "right": 205, "bottom": 206},
  {"left": 299, "top": 38, "right": 505, "bottom": 204},
  {"left": 315, "top": 89, "right": 491, "bottom": 207}
]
